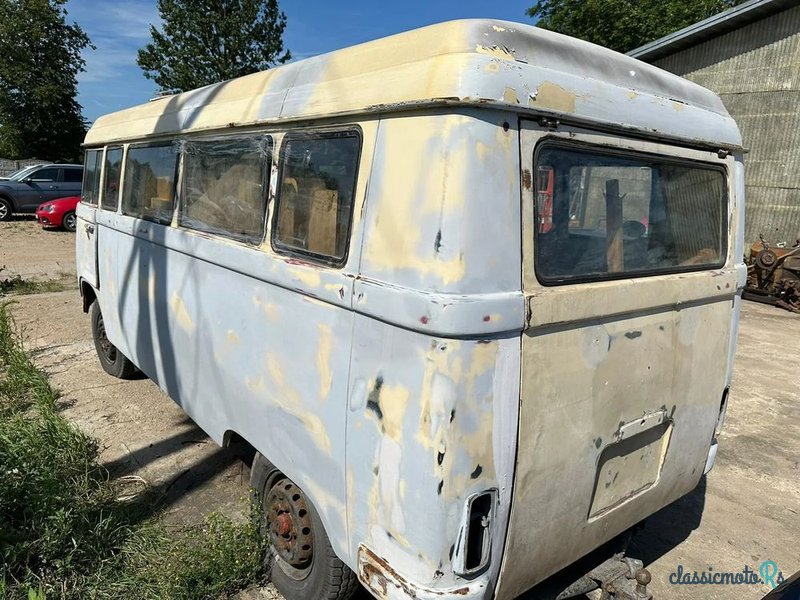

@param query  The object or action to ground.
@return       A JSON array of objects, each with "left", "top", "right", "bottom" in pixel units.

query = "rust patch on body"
[
  {"left": 521, "top": 169, "right": 532, "bottom": 190},
  {"left": 358, "top": 545, "right": 470, "bottom": 599}
]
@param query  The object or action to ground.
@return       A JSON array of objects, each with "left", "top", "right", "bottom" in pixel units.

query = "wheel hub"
[{"left": 266, "top": 479, "right": 314, "bottom": 570}]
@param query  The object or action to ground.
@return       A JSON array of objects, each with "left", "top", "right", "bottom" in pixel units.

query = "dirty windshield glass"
[{"left": 534, "top": 144, "right": 726, "bottom": 283}]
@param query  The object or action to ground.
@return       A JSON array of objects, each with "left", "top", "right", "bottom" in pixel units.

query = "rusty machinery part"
[
  {"left": 755, "top": 248, "right": 778, "bottom": 271},
  {"left": 266, "top": 478, "right": 315, "bottom": 577},
  {"left": 745, "top": 238, "right": 800, "bottom": 313},
  {"left": 556, "top": 554, "right": 653, "bottom": 600}
]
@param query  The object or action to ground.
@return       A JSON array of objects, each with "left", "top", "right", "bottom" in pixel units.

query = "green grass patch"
[
  {"left": 0, "top": 268, "right": 75, "bottom": 296},
  {"left": 0, "top": 302, "right": 267, "bottom": 599}
]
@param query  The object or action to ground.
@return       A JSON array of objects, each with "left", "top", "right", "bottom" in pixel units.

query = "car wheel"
[
  {"left": 62, "top": 211, "right": 77, "bottom": 232},
  {"left": 0, "top": 198, "right": 12, "bottom": 221},
  {"left": 251, "top": 453, "right": 359, "bottom": 600},
  {"left": 90, "top": 301, "right": 138, "bottom": 379}
]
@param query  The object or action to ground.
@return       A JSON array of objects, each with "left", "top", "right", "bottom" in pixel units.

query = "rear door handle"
[{"left": 85, "top": 223, "right": 95, "bottom": 234}]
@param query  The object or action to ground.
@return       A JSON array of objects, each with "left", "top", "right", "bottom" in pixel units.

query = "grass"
[
  {"left": 0, "top": 268, "right": 75, "bottom": 296},
  {"left": 0, "top": 302, "right": 267, "bottom": 599}
]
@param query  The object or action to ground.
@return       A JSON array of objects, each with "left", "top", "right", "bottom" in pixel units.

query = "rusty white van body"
[{"left": 75, "top": 19, "right": 745, "bottom": 600}]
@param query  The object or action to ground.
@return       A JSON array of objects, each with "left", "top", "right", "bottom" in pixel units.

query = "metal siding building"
[{"left": 630, "top": 0, "right": 800, "bottom": 245}]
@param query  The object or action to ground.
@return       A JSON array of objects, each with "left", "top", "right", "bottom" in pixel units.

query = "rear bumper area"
[{"left": 357, "top": 545, "right": 492, "bottom": 600}]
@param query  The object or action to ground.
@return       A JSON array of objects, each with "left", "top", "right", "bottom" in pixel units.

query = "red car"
[{"left": 36, "top": 195, "right": 80, "bottom": 232}]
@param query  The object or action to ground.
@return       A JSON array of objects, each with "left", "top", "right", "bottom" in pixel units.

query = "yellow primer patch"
[
  {"left": 316, "top": 324, "right": 333, "bottom": 400},
  {"left": 266, "top": 354, "right": 332, "bottom": 453},
  {"left": 169, "top": 293, "right": 196, "bottom": 333},
  {"left": 503, "top": 87, "right": 519, "bottom": 104},
  {"left": 253, "top": 296, "right": 278, "bottom": 320},
  {"left": 288, "top": 265, "right": 322, "bottom": 288},
  {"left": 484, "top": 62, "right": 500, "bottom": 73},
  {"left": 147, "top": 274, "right": 156, "bottom": 301},
  {"left": 364, "top": 117, "right": 469, "bottom": 285},
  {"left": 627, "top": 90, "right": 639, "bottom": 100},
  {"left": 227, "top": 330, "right": 240, "bottom": 345},
  {"left": 533, "top": 81, "right": 577, "bottom": 113},
  {"left": 671, "top": 100, "right": 686, "bottom": 111},
  {"left": 380, "top": 385, "right": 410, "bottom": 442}
]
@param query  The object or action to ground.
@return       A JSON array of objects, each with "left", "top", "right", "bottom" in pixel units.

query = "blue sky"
[{"left": 66, "top": 0, "right": 533, "bottom": 124}]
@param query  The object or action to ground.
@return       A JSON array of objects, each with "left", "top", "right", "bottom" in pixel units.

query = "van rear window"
[{"left": 534, "top": 144, "right": 726, "bottom": 284}]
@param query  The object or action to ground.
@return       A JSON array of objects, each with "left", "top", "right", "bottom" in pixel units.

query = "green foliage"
[
  {"left": 137, "top": 0, "right": 290, "bottom": 94},
  {"left": 0, "top": 0, "right": 91, "bottom": 161},
  {"left": 527, "top": 0, "right": 749, "bottom": 53},
  {"left": 0, "top": 303, "right": 267, "bottom": 599}
]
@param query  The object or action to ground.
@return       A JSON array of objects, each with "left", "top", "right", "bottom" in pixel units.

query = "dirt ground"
[{"left": 1, "top": 219, "right": 798, "bottom": 600}]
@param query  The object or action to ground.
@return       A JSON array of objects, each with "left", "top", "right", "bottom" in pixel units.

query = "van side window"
[
  {"left": 123, "top": 144, "right": 179, "bottom": 225},
  {"left": 82, "top": 150, "right": 101, "bottom": 206},
  {"left": 101, "top": 147, "right": 123, "bottom": 211},
  {"left": 180, "top": 136, "right": 270, "bottom": 242},
  {"left": 535, "top": 144, "right": 726, "bottom": 283},
  {"left": 272, "top": 131, "right": 360, "bottom": 265}
]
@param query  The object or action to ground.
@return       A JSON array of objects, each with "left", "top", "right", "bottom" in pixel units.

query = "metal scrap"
[{"left": 743, "top": 236, "right": 800, "bottom": 314}]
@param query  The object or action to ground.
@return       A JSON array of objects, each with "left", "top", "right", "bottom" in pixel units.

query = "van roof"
[{"left": 85, "top": 19, "right": 742, "bottom": 149}]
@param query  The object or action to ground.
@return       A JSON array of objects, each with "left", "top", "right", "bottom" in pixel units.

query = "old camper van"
[{"left": 76, "top": 19, "right": 745, "bottom": 600}]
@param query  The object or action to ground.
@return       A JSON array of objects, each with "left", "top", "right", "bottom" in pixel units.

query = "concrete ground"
[{"left": 1, "top": 219, "right": 798, "bottom": 600}]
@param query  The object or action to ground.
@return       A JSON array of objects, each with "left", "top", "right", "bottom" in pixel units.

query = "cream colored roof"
[{"left": 85, "top": 19, "right": 742, "bottom": 149}]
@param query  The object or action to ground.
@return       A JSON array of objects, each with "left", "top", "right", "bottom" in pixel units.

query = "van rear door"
[
  {"left": 76, "top": 149, "right": 101, "bottom": 289},
  {"left": 495, "top": 121, "right": 740, "bottom": 599}
]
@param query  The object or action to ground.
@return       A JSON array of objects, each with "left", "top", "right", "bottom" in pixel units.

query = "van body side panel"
[
  {"left": 98, "top": 217, "right": 356, "bottom": 562},
  {"left": 494, "top": 124, "right": 742, "bottom": 599},
  {"left": 357, "top": 110, "right": 521, "bottom": 297},
  {"left": 347, "top": 111, "right": 523, "bottom": 597},
  {"left": 346, "top": 317, "right": 521, "bottom": 598}
]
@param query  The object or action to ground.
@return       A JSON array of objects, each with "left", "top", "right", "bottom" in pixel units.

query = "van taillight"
[{"left": 454, "top": 489, "right": 496, "bottom": 577}]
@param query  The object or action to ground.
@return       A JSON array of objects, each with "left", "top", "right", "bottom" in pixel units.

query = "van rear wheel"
[
  {"left": 251, "top": 452, "right": 358, "bottom": 600},
  {"left": 90, "top": 301, "right": 138, "bottom": 379}
]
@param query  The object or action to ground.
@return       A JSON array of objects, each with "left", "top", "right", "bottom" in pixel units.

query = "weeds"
[
  {"left": 0, "top": 268, "right": 74, "bottom": 296},
  {"left": 0, "top": 303, "right": 267, "bottom": 599}
]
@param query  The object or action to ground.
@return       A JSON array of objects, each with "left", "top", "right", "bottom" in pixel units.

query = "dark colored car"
[
  {"left": 36, "top": 195, "right": 80, "bottom": 232},
  {"left": 0, "top": 164, "right": 83, "bottom": 221}
]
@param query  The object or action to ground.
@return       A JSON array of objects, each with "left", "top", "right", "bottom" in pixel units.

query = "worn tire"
[
  {"left": 90, "top": 301, "right": 138, "bottom": 379},
  {"left": 62, "top": 211, "right": 77, "bottom": 232},
  {"left": 0, "top": 197, "right": 13, "bottom": 221},
  {"left": 251, "top": 452, "right": 359, "bottom": 600}
]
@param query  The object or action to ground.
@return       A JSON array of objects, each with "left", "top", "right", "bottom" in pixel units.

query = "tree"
[
  {"left": 527, "top": 0, "right": 748, "bottom": 54},
  {"left": 0, "top": 0, "right": 91, "bottom": 162},
  {"left": 137, "top": 0, "right": 291, "bottom": 94}
]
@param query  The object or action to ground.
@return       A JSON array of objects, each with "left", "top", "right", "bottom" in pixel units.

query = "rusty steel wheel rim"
[{"left": 266, "top": 478, "right": 314, "bottom": 580}]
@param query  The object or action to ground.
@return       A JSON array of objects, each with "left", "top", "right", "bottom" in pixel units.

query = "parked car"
[
  {"left": 36, "top": 195, "right": 80, "bottom": 232},
  {"left": 0, "top": 163, "right": 83, "bottom": 221},
  {"left": 0, "top": 164, "right": 45, "bottom": 181}
]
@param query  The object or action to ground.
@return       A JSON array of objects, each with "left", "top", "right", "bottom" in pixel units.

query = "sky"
[{"left": 65, "top": 0, "right": 533, "bottom": 124}]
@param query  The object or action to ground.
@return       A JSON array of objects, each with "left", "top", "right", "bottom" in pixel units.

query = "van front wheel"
[
  {"left": 90, "top": 301, "right": 138, "bottom": 379},
  {"left": 251, "top": 453, "right": 358, "bottom": 600}
]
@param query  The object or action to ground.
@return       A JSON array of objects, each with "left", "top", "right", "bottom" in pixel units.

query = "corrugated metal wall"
[{"left": 654, "top": 5, "right": 800, "bottom": 246}]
